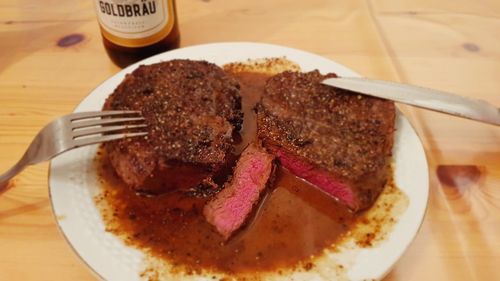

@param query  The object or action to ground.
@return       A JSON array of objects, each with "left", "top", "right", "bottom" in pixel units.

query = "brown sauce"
[
  {"left": 95, "top": 67, "right": 402, "bottom": 277},
  {"left": 97, "top": 155, "right": 355, "bottom": 274},
  {"left": 232, "top": 71, "right": 268, "bottom": 154}
]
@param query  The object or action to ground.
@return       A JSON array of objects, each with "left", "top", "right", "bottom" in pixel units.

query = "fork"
[{"left": 0, "top": 110, "right": 148, "bottom": 185}]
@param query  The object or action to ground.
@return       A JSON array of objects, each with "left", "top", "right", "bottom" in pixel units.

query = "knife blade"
[{"left": 322, "top": 77, "right": 500, "bottom": 126}]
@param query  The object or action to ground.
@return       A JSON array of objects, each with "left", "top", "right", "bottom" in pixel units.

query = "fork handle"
[{"left": 0, "top": 158, "right": 28, "bottom": 187}]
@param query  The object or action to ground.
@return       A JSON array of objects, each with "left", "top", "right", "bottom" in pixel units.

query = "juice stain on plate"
[{"left": 94, "top": 58, "right": 408, "bottom": 280}]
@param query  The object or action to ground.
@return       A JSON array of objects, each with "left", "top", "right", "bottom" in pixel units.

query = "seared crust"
[
  {"left": 256, "top": 70, "right": 395, "bottom": 209},
  {"left": 103, "top": 59, "right": 243, "bottom": 189}
]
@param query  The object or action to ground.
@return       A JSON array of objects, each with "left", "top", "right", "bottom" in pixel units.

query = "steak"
[
  {"left": 256, "top": 71, "right": 395, "bottom": 211},
  {"left": 103, "top": 59, "right": 243, "bottom": 194},
  {"left": 203, "top": 143, "right": 275, "bottom": 239}
]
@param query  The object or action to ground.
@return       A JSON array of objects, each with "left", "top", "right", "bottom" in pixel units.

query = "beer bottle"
[{"left": 93, "top": 0, "right": 180, "bottom": 68}]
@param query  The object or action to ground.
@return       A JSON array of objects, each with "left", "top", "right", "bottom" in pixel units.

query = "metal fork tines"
[
  {"left": 0, "top": 110, "right": 148, "bottom": 185},
  {"left": 70, "top": 111, "right": 147, "bottom": 146}
]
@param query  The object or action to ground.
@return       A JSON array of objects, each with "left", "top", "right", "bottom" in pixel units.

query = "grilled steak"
[
  {"left": 203, "top": 143, "right": 275, "bottom": 239},
  {"left": 103, "top": 59, "right": 243, "bottom": 194},
  {"left": 256, "top": 71, "right": 395, "bottom": 211}
]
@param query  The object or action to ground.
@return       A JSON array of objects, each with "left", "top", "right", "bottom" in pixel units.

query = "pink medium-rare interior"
[
  {"left": 204, "top": 146, "right": 274, "bottom": 239},
  {"left": 271, "top": 147, "right": 357, "bottom": 209}
]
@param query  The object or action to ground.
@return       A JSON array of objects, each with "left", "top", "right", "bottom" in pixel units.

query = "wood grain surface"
[{"left": 0, "top": 0, "right": 499, "bottom": 280}]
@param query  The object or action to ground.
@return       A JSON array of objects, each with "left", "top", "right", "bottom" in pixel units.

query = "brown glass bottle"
[{"left": 94, "top": 0, "right": 180, "bottom": 68}]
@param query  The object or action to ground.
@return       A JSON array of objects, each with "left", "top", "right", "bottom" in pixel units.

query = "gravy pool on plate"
[{"left": 94, "top": 58, "right": 407, "bottom": 279}]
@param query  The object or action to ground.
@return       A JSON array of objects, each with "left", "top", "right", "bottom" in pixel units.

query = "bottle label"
[{"left": 94, "top": 0, "right": 175, "bottom": 47}]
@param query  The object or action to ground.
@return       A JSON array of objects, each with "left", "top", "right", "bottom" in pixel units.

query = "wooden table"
[{"left": 1, "top": 0, "right": 499, "bottom": 280}]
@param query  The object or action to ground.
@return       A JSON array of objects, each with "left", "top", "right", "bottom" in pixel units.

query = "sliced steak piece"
[
  {"left": 256, "top": 70, "right": 395, "bottom": 211},
  {"left": 103, "top": 59, "right": 243, "bottom": 194},
  {"left": 203, "top": 143, "right": 275, "bottom": 240}
]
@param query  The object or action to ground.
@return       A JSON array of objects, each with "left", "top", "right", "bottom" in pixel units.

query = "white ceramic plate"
[{"left": 49, "top": 42, "right": 429, "bottom": 281}]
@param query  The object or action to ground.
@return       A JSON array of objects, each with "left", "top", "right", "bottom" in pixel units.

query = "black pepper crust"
[
  {"left": 103, "top": 59, "right": 243, "bottom": 189},
  {"left": 256, "top": 70, "right": 395, "bottom": 208}
]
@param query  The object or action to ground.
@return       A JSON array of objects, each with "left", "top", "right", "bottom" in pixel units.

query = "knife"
[{"left": 322, "top": 77, "right": 500, "bottom": 126}]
